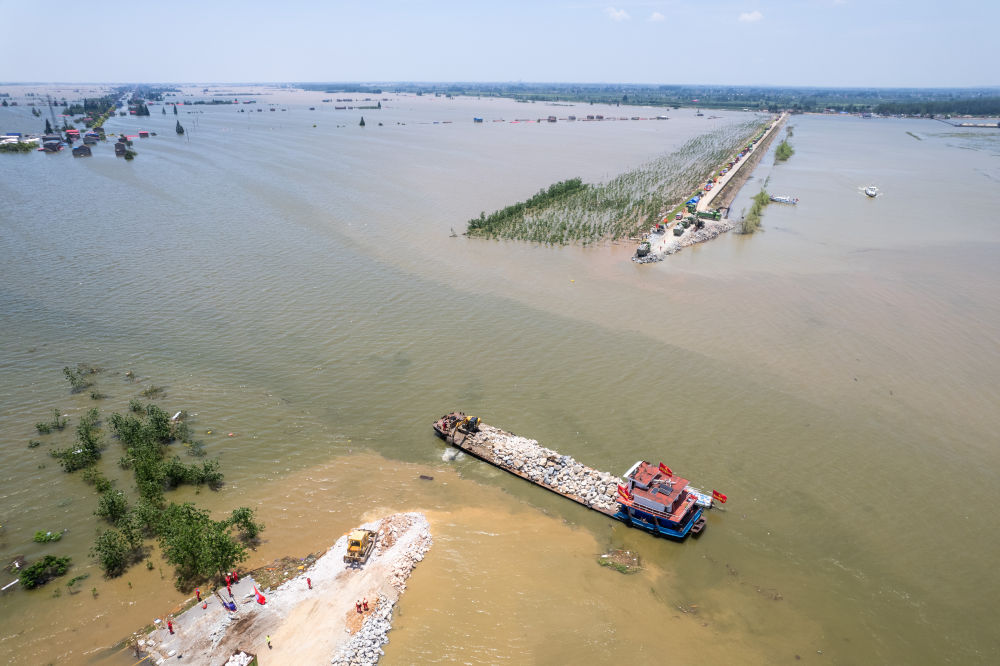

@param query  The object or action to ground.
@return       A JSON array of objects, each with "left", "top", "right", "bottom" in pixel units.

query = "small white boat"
[
  {"left": 769, "top": 195, "right": 799, "bottom": 205},
  {"left": 864, "top": 186, "right": 879, "bottom": 198}
]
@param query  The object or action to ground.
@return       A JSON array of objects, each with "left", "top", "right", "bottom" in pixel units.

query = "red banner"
[
  {"left": 658, "top": 463, "right": 673, "bottom": 477},
  {"left": 712, "top": 490, "right": 728, "bottom": 504}
]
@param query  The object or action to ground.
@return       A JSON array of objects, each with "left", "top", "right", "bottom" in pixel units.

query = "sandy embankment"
[{"left": 135, "top": 513, "right": 431, "bottom": 665}]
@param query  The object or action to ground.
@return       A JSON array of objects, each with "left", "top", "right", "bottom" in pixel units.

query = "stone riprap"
[
  {"left": 464, "top": 424, "right": 623, "bottom": 513},
  {"left": 636, "top": 217, "right": 736, "bottom": 263},
  {"left": 332, "top": 513, "right": 432, "bottom": 666}
]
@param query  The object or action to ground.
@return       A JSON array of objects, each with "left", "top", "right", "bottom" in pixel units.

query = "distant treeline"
[
  {"left": 63, "top": 95, "right": 117, "bottom": 116},
  {"left": 296, "top": 82, "right": 1000, "bottom": 115},
  {"left": 873, "top": 97, "right": 1000, "bottom": 116},
  {"left": 131, "top": 85, "right": 179, "bottom": 102},
  {"left": 300, "top": 83, "right": 384, "bottom": 94}
]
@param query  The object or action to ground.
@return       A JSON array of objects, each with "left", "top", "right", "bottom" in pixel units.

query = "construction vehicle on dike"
[{"left": 344, "top": 529, "right": 376, "bottom": 566}]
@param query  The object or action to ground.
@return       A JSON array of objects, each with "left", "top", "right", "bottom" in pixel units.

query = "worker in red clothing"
[
  {"left": 232, "top": 570, "right": 239, "bottom": 583},
  {"left": 355, "top": 600, "right": 362, "bottom": 613},
  {"left": 306, "top": 577, "right": 312, "bottom": 589},
  {"left": 167, "top": 619, "right": 174, "bottom": 634},
  {"left": 225, "top": 573, "right": 231, "bottom": 585},
  {"left": 195, "top": 587, "right": 201, "bottom": 602},
  {"left": 362, "top": 598, "right": 369, "bottom": 612}
]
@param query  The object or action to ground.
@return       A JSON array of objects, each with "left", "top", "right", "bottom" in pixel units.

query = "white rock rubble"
[{"left": 463, "top": 425, "right": 623, "bottom": 512}]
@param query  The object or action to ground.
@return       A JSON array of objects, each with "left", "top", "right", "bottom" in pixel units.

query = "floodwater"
[{"left": 1, "top": 88, "right": 999, "bottom": 665}]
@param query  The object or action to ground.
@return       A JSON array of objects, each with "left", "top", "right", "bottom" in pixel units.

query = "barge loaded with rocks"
[{"left": 433, "top": 412, "right": 726, "bottom": 540}]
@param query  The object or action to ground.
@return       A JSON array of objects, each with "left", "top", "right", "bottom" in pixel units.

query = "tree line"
[
  {"left": 873, "top": 97, "right": 1000, "bottom": 117},
  {"left": 467, "top": 178, "right": 587, "bottom": 235}
]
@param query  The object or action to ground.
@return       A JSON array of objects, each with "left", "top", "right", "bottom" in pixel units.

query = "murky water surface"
[{"left": 1, "top": 89, "right": 998, "bottom": 664}]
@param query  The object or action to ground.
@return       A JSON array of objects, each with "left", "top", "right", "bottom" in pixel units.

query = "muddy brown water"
[{"left": 1, "top": 89, "right": 999, "bottom": 664}]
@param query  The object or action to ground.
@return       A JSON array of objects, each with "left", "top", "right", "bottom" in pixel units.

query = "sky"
[{"left": 0, "top": 0, "right": 996, "bottom": 88}]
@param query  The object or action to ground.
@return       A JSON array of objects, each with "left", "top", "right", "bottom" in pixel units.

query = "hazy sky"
[{"left": 1, "top": 0, "right": 995, "bottom": 87}]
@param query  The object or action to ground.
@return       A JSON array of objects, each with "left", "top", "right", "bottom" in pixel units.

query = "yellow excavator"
[
  {"left": 432, "top": 412, "right": 480, "bottom": 446},
  {"left": 344, "top": 529, "right": 376, "bottom": 566}
]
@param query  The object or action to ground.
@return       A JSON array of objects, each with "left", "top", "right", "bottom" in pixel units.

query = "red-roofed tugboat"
[{"left": 614, "top": 461, "right": 709, "bottom": 539}]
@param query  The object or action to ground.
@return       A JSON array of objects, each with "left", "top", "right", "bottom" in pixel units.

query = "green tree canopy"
[{"left": 158, "top": 503, "right": 247, "bottom": 586}]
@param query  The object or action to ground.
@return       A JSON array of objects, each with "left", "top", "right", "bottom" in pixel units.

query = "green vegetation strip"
[
  {"left": 0, "top": 142, "right": 36, "bottom": 154},
  {"left": 466, "top": 119, "right": 769, "bottom": 245},
  {"left": 740, "top": 188, "right": 771, "bottom": 234}
]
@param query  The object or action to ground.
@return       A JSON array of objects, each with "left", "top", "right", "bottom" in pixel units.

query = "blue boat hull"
[{"left": 613, "top": 506, "right": 703, "bottom": 540}]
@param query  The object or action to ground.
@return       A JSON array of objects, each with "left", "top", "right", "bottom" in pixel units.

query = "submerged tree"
[
  {"left": 19, "top": 555, "right": 71, "bottom": 589},
  {"left": 158, "top": 502, "right": 247, "bottom": 586},
  {"left": 228, "top": 506, "right": 264, "bottom": 542}
]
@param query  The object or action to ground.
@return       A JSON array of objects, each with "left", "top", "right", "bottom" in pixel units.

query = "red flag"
[
  {"left": 712, "top": 490, "right": 727, "bottom": 504},
  {"left": 253, "top": 584, "right": 266, "bottom": 605},
  {"left": 658, "top": 463, "right": 673, "bottom": 477},
  {"left": 617, "top": 484, "right": 632, "bottom": 501}
]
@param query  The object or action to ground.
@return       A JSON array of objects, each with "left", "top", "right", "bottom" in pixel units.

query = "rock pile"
[
  {"left": 330, "top": 593, "right": 392, "bottom": 666},
  {"left": 331, "top": 513, "right": 432, "bottom": 666},
  {"left": 224, "top": 651, "right": 256, "bottom": 666},
  {"left": 678, "top": 217, "right": 735, "bottom": 249},
  {"left": 375, "top": 513, "right": 433, "bottom": 592},
  {"left": 467, "top": 425, "right": 623, "bottom": 513}
]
